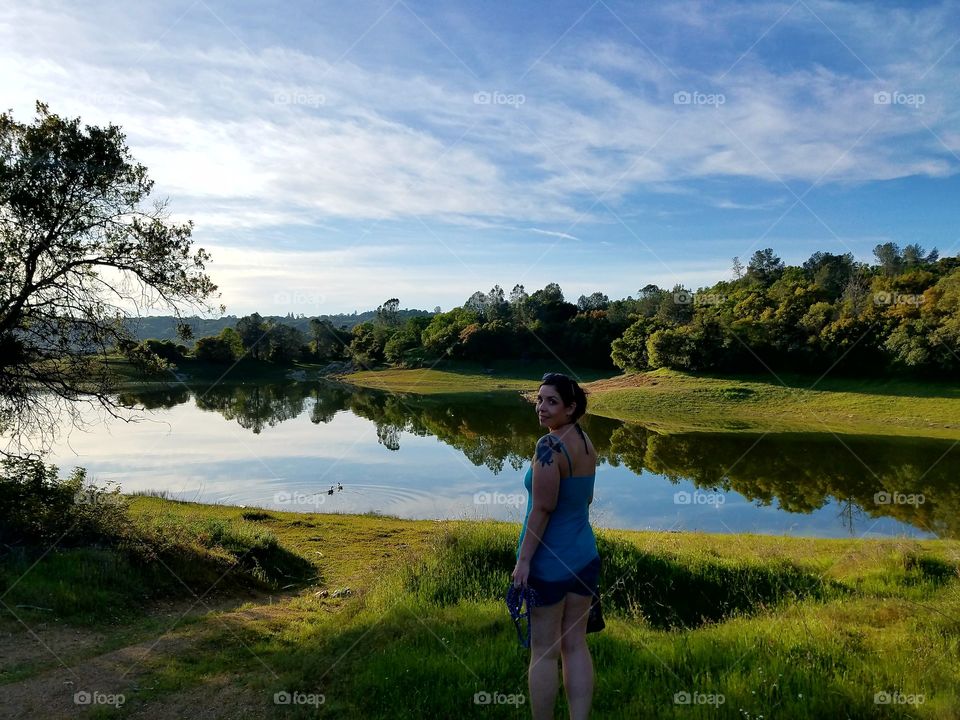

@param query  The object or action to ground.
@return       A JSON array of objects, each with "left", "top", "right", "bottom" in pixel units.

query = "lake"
[{"left": 35, "top": 379, "right": 959, "bottom": 539}]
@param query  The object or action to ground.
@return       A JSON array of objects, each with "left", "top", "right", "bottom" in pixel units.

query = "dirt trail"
[{"left": 0, "top": 595, "right": 288, "bottom": 720}]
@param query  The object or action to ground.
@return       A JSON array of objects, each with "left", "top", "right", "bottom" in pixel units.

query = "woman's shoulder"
[{"left": 535, "top": 433, "right": 568, "bottom": 459}]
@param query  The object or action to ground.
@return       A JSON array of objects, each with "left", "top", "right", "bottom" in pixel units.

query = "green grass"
[
  {"left": 584, "top": 369, "right": 960, "bottom": 439},
  {"left": 0, "top": 500, "right": 317, "bottom": 626},
  {"left": 107, "top": 356, "right": 960, "bottom": 438},
  {"left": 7, "top": 498, "right": 956, "bottom": 718},
  {"left": 341, "top": 364, "right": 960, "bottom": 438},
  {"left": 342, "top": 360, "right": 613, "bottom": 394}
]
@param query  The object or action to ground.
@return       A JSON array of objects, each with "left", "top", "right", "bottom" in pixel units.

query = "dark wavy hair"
[{"left": 540, "top": 372, "right": 589, "bottom": 452}]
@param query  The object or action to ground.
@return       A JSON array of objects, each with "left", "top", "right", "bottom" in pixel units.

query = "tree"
[
  {"left": 236, "top": 313, "right": 267, "bottom": 360},
  {"left": 217, "top": 327, "right": 244, "bottom": 359},
  {"left": 384, "top": 328, "right": 420, "bottom": 366},
  {"left": 376, "top": 297, "right": 400, "bottom": 327},
  {"left": 611, "top": 316, "right": 664, "bottom": 371},
  {"left": 577, "top": 292, "right": 609, "bottom": 312},
  {"left": 732, "top": 256, "right": 744, "bottom": 280},
  {"left": 746, "top": 248, "right": 785, "bottom": 286},
  {"left": 902, "top": 243, "right": 938, "bottom": 268},
  {"left": 873, "top": 242, "right": 902, "bottom": 276},
  {"left": 509, "top": 284, "right": 529, "bottom": 324},
  {"left": 463, "top": 290, "right": 488, "bottom": 316},
  {"left": 266, "top": 322, "right": 305, "bottom": 362},
  {"left": 485, "top": 285, "right": 510, "bottom": 323},
  {"left": 137, "top": 338, "right": 186, "bottom": 364},
  {"left": 0, "top": 102, "right": 218, "bottom": 453},
  {"left": 348, "top": 322, "right": 388, "bottom": 367},
  {"left": 194, "top": 335, "right": 236, "bottom": 363},
  {"left": 802, "top": 251, "right": 854, "bottom": 299},
  {"left": 308, "top": 318, "right": 342, "bottom": 360}
]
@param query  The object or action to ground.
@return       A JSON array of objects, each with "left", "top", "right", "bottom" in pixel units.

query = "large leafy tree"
[{"left": 0, "top": 102, "right": 218, "bottom": 453}]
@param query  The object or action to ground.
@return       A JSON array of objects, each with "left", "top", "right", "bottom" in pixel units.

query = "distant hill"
[{"left": 125, "top": 309, "right": 434, "bottom": 343}]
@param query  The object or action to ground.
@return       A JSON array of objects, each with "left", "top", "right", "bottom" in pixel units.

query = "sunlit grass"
[
  {"left": 343, "top": 360, "right": 612, "bottom": 394},
  {"left": 585, "top": 368, "right": 960, "bottom": 439},
  {"left": 5, "top": 497, "right": 959, "bottom": 717}
]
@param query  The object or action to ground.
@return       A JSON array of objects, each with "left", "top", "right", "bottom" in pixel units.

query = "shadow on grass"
[
  {"left": 401, "top": 530, "right": 843, "bottom": 630},
  {"left": 253, "top": 599, "right": 920, "bottom": 720},
  {"left": 0, "top": 534, "right": 318, "bottom": 626},
  {"left": 418, "top": 360, "right": 615, "bottom": 384},
  {"left": 688, "top": 369, "right": 960, "bottom": 400}
]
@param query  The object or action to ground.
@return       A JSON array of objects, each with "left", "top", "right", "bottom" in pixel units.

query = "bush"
[
  {"left": 193, "top": 335, "right": 237, "bottom": 363},
  {"left": 0, "top": 456, "right": 129, "bottom": 547},
  {"left": 0, "top": 459, "right": 317, "bottom": 622},
  {"left": 140, "top": 338, "right": 187, "bottom": 363}
]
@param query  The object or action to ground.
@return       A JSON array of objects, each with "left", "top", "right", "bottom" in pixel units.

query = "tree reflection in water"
[{"left": 120, "top": 381, "right": 960, "bottom": 538}]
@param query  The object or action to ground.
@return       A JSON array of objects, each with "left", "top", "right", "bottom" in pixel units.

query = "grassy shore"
[
  {"left": 340, "top": 365, "right": 960, "bottom": 439},
  {"left": 584, "top": 369, "right": 960, "bottom": 439},
  {"left": 102, "top": 356, "right": 960, "bottom": 439},
  {"left": 2, "top": 497, "right": 959, "bottom": 718},
  {"left": 335, "top": 360, "right": 614, "bottom": 394}
]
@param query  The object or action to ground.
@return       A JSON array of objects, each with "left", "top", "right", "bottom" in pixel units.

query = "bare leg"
[
  {"left": 529, "top": 600, "right": 564, "bottom": 719},
  {"left": 560, "top": 592, "right": 594, "bottom": 720}
]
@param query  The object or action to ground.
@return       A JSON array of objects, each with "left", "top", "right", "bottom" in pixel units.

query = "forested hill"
[
  {"left": 123, "top": 244, "right": 960, "bottom": 379},
  {"left": 125, "top": 309, "right": 433, "bottom": 342}
]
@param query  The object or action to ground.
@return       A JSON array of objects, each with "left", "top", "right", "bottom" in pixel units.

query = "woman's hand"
[{"left": 511, "top": 559, "right": 531, "bottom": 588}]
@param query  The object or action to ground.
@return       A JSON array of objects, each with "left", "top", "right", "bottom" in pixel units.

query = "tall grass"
[{"left": 260, "top": 521, "right": 960, "bottom": 718}]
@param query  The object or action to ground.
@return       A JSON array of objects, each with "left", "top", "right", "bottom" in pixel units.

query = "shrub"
[{"left": 0, "top": 456, "right": 129, "bottom": 547}]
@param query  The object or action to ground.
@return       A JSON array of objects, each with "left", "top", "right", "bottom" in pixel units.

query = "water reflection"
[{"left": 107, "top": 381, "right": 960, "bottom": 538}]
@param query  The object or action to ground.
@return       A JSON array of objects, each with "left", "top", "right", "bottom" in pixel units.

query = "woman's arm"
[{"left": 516, "top": 435, "right": 563, "bottom": 564}]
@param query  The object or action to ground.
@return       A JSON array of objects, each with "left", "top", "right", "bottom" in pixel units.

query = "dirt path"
[
  {"left": 0, "top": 514, "right": 438, "bottom": 719},
  {"left": 0, "top": 590, "right": 311, "bottom": 720}
]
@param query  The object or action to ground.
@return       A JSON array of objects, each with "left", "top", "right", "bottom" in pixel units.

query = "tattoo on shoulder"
[{"left": 535, "top": 435, "right": 566, "bottom": 468}]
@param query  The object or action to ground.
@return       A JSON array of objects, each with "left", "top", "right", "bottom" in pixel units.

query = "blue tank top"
[{"left": 515, "top": 436, "right": 598, "bottom": 581}]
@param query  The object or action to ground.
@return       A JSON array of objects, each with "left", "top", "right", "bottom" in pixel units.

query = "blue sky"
[{"left": 3, "top": 0, "right": 959, "bottom": 315}]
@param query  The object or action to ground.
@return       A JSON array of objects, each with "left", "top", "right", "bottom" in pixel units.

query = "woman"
[{"left": 512, "top": 372, "right": 599, "bottom": 720}]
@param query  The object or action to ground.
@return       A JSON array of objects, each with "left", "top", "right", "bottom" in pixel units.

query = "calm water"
[{"left": 37, "top": 380, "right": 960, "bottom": 539}]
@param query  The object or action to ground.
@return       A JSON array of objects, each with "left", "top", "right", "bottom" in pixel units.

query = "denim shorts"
[{"left": 527, "top": 555, "right": 601, "bottom": 607}]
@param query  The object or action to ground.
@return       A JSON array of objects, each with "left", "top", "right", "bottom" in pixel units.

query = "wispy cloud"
[
  {"left": 2, "top": 0, "right": 957, "bottom": 312},
  {"left": 529, "top": 228, "right": 581, "bottom": 241}
]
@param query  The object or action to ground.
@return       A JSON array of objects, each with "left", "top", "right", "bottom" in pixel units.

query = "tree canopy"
[{"left": 0, "top": 102, "right": 218, "bottom": 454}]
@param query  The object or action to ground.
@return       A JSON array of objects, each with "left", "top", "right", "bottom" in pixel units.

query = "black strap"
[{"left": 575, "top": 423, "right": 589, "bottom": 454}]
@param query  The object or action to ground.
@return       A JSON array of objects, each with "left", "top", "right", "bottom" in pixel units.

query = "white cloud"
[
  {"left": 2, "top": 1, "right": 958, "bottom": 312},
  {"left": 3, "top": 0, "right": 957, "bottom": 234}
]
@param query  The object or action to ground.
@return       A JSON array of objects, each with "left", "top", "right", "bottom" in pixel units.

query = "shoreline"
[
  {"left": 99, "top": 357, "right": 960, "bottom": 438},
  {"left": 343, "top": 366, "right": 960, "bottom": 439},
  {"left": 123, "top": 494, "right": 943, "bottom": 544}
]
